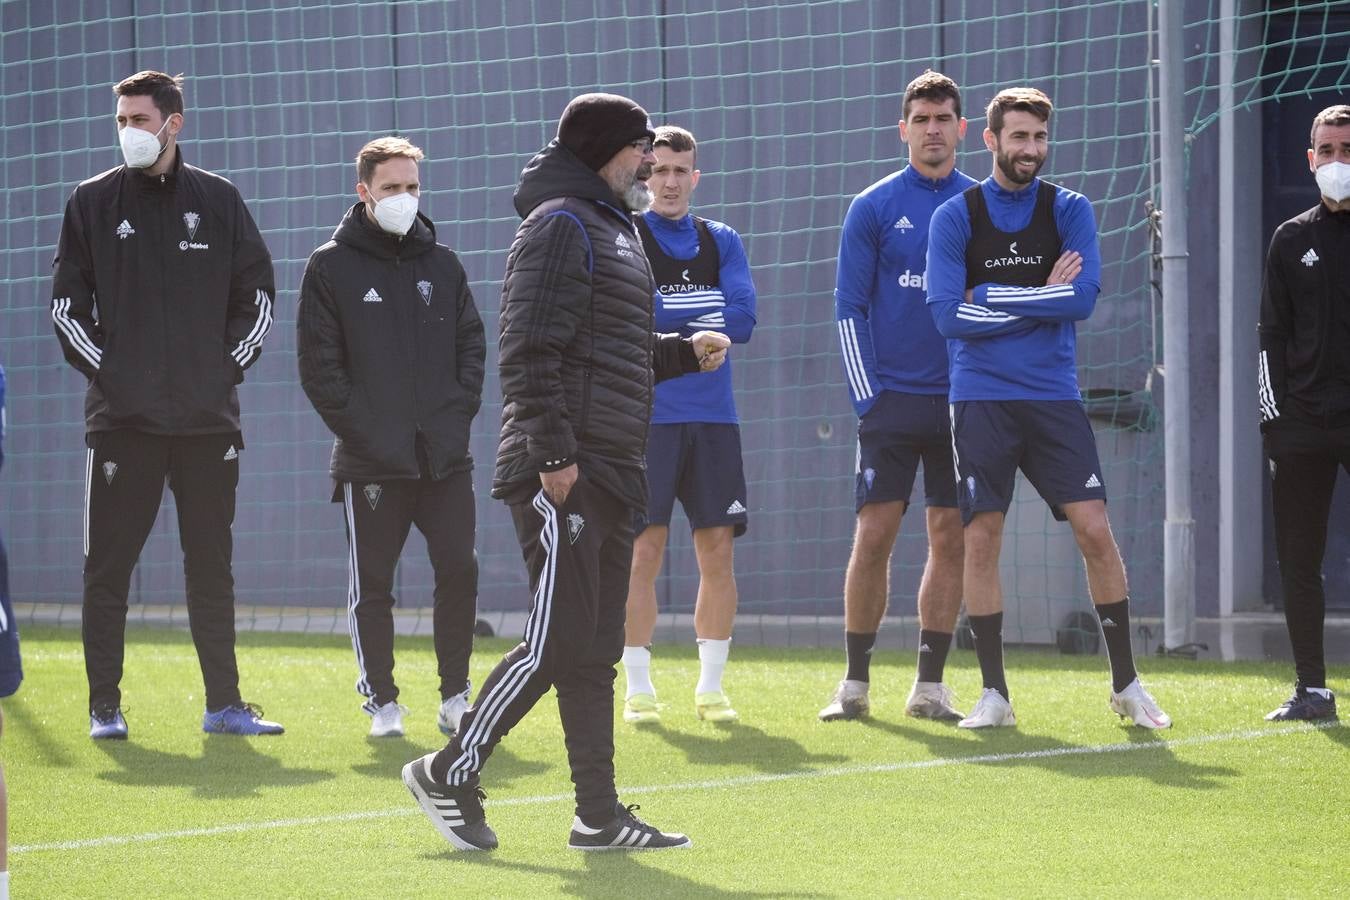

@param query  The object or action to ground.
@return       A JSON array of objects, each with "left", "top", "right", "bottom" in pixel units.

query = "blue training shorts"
[
  {"left": 950, "top": 398, "right": 1107, "bottom": 526},
  {"left": 637, "top": 422, "right": 748, "bottom": 536},
  {"left": 855, "top": 391, "right": 957, "bottom": 512}
]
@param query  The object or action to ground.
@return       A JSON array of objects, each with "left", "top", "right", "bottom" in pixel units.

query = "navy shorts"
[
  {"left": 0, "top": 530, "right": 20, "bottom": 699},
  {"left": 637, "top": 422, "right": 748, "bottom": 536},
  {"left": 855, "top": 391, "right": 957, "bottom": 512},
  {"left": 950, "top": 399, "right": 1107, "bottom": 526}
]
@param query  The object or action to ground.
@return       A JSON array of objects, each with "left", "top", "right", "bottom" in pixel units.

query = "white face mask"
[
  {"left": 1314, "top": 160, "right": 1350, "bottom": 203},
  {"left": 371, "top": 192, "right": 418, "bottom": 235},
  {"left": 119, "top": 118, "right": 171, "bottom": 169}
]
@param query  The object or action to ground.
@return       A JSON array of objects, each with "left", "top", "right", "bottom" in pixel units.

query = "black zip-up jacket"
[
  {"left": 50, "top": 150, "right": 276, "bottom": 436},
  {"left": 493, "top": 140, "right": 700, "bottom": 509},
  {"left": 297, "top": 203, "right": 485, "bottom": 482},
  {"left": 1258, "top": 202, "right": 1350, "bottom": 430}
]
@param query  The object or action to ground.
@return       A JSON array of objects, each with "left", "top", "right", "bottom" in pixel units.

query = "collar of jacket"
[
  {"left": 332, "top": 202, "right": 437, "bottom": 261},
  {"left": 513, "top": 138, "right": 636, "bottom": 224},
  {"left": 131, "top": 146, "right": 183, "bottom": 193}
]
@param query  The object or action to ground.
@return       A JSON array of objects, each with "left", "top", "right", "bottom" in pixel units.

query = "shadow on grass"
[
  {"left": 644, "top": 721, "right": 847, "bottom": 773},
  {"left": 861, "top": 717, "right": 1238, "bottom": 789},
  {"left": 95, "top": 735, "right": 333, "bottom": 798},
  {"left": 352, "top": 738, "right": 552, "bottom": 787},
  {"left": 423, "top": 850, "right": 826, "bottom": 898},
  {"left": 4, "top": 694, "right": 74, "bottom": 768},
  {"left": 1312, "top": 718, "right": 1348, "bottom": 748}
]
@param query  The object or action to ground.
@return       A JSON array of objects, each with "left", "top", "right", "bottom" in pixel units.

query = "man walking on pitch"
[
  {"left": 821, "top": 71, "right": 974, "bottom": 723},
  {"left": 50, "top": 71, "right": 282, "bottom": 738},
  {"left": 402, "top": 93, "right": 729, "bottom": 851},
  {"left": 298, "top": 137, "right": 485, "bottom": 738},
  {"left": 925, "top": 86, "right": 1171, "bottom": 729},
  {"left": 1258, "top": 104, "right": 1350, "bottom": 722},
  {"left": 621, "top": 125, "right": 757, "bottom": 725}
]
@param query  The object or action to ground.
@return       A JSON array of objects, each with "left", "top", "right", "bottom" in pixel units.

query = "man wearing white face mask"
[
  {"left": 49, "top": 71, "right": 280, "bottom": 739},
  {"left": 1258, "top": 103, "right": 1350, "bottom": 723},
  {"left": 298, "top": 137, "right": 486, "bottom": 739}
]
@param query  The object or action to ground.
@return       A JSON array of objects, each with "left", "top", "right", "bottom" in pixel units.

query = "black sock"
[
  {"left": 1096, "top": 598, "right": 1137, "bottom": 693},
  {"left": 430, "top": 745, "right": 456, "bottom": 783},
  {"left": 916, "top": 629, "right": 954, "bottom": 683},
  {"left": 967, "top": 613, "right": 1008, "bottom": 700},
  {"left": 844, "top": 631, "right": 878, "bottom": 683}
]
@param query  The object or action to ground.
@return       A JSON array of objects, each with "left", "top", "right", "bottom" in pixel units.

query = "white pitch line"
[{"left": 14, "top": 720, "right": 1341, "bottom": 854}]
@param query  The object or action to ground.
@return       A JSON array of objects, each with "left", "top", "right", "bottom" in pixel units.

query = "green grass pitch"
[{"left": 6, "top": 625, "right": 1347, "bottom": 898}]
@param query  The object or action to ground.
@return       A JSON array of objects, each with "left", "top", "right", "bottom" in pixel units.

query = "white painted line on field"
[{"left": 14, "top": 719, "right": 1342, "bottom": 854}]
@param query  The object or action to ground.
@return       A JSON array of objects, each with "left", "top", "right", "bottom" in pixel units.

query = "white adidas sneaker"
[
  {"left": 957, "top": 688, "right": 1016, "bottom": 729},
  {"left": 369, "top": 701, "right": 406, "bottom": 737},
  {"left": 905, "top": 681, "right": 964, "bottom": 721},
  {"left": 1109, "top": 678, "right": 1172, "bottom": 729},
  {"left": 438, "top": 688, "right": 471, "bottom": 737},
  {"left": 818, "top": 679, "right": 870, "bottom": 721}
]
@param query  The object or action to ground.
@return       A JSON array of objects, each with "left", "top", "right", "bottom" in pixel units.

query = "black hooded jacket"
[
  {"left": 492, "top": 140, "right": 700, "bottom": 509},
  {"left": 297, "top": 203, "right": 485, "bottom": 482}
]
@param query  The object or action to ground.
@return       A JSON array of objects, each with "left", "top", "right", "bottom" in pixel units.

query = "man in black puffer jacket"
[
  {"left": 403, "top": 94, "right": 729, "bottom": 853},
  {"left": 298, "top": 137, "right": 485, "bottom": 740}
]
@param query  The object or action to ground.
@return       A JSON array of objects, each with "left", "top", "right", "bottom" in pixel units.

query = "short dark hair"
[
  {"left": 1310, "top": 105, "right": 1350, "bottom": 148},
  {"left": 653, "top": 125, "right": 697, "bottom": 165},
  {"left": 113, "top": 71, "right": 184, "bottom": 120},
  {"left": 903, "top": 70, "right": 962, "bottom": 120},
  {"left": 356, "top": 136, "right": 424, "bottom": 185},
  {"left": 986, "top": 87, "right": 1053, "bottom": 135}
]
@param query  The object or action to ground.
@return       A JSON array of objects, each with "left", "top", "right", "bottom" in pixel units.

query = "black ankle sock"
[
  {"left": 968, "top": 613, "right": 1008, "bottom": 700},
  {"left": 916, "top": 629, "right": 953, "bottom": 683},
  {"left": 1096, "top": 598, "right": 1137, "bottom": 693},
  {"left": 429, "top": 746, "right": 455, "bottom": 783},
  {"left": 580, "top": 801, "right": 622, "bottom": 828},
  {"left": 845, "top": 631, "right": 878, "bottom": 683}
]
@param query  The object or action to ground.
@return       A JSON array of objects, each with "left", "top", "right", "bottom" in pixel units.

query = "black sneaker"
[
  {"left": 90, "top": 703, "right": 129, "bottom": 740},
  {"left": 568, "top": 802, "right": 691, "bottom": 851},
  {"left": 401, "top": 752, "right": 497, "bottom": 850},
  {"left": 1265, "top": 687, "right": 1337, "bottom": 722}
]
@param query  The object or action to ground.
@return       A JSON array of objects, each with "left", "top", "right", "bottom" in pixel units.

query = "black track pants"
[
  {"left": 436, "top": 476, "right": 631, "bottom": 823},
  {"left": 1267, "top": 419, "right": 1350, "bottom": 688},
  {"left": 341, "top": 471, "right": 478, "bottom": 711},
  {"left": 83, "top": 429, "right": 243, "bottom": 711}
]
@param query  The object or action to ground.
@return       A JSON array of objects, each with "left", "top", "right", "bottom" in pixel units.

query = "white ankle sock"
[
  {"left": 695, "top": 638, "right": 731, "bottom": 695},
  {"left": 622, "top": 645, "right": 654, "bottom": 698}
]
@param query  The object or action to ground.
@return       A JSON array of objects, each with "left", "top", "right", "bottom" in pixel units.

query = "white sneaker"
[
  {"left": 438, "top": 688, "right": 471, "bottom": 737},
  {"left": 818, "top": 679, "right": 869, "bottom": 721},
  {"left": 905, "top": 681, "right": 964, "bottom": 721},
  {"left": 957, "top": 688, "right": 1016, "bottom": 728},
  {"left": 369, "top": 701, "right": 406, "bottom": 737},
  {"left": 1110, "top": 678, "right": 1172, "bottom": 729}
]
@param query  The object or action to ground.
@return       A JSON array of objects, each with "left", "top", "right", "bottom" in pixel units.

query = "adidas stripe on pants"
[{"left": 436, "top": 476, "right": 631, "bottom": 823}]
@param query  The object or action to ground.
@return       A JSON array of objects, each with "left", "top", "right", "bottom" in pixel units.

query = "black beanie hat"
[{"left": 557, "top": 93, "right": 655, "bottom": 172}]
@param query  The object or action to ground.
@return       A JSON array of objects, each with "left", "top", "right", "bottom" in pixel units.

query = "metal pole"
[
  {"left": 1159, "top": 0, "right": 1195, "bottom": 648},
  {"left": 1218, "top": 0, "right": 1265, "bottom": 619}
]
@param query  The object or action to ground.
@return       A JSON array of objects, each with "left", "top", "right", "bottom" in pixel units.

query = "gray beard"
[{"left": 622, "top": 181, "right": 653, "bottom": 213}]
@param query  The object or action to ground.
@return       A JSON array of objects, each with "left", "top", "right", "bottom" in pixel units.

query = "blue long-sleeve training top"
[
  {"left": 643, "top": 210, "right": 757, "bottom": 425},
  {"left": 925, "top": 176, "right": 1101, "bottom": 401},
  {"left": 834, "top": 165, "right": 979, "bottom": 416}
]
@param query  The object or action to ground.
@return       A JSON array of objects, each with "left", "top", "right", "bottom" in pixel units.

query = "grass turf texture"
[{"left": 7, "top": 626, "right": 1346, "bottom": 898}]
